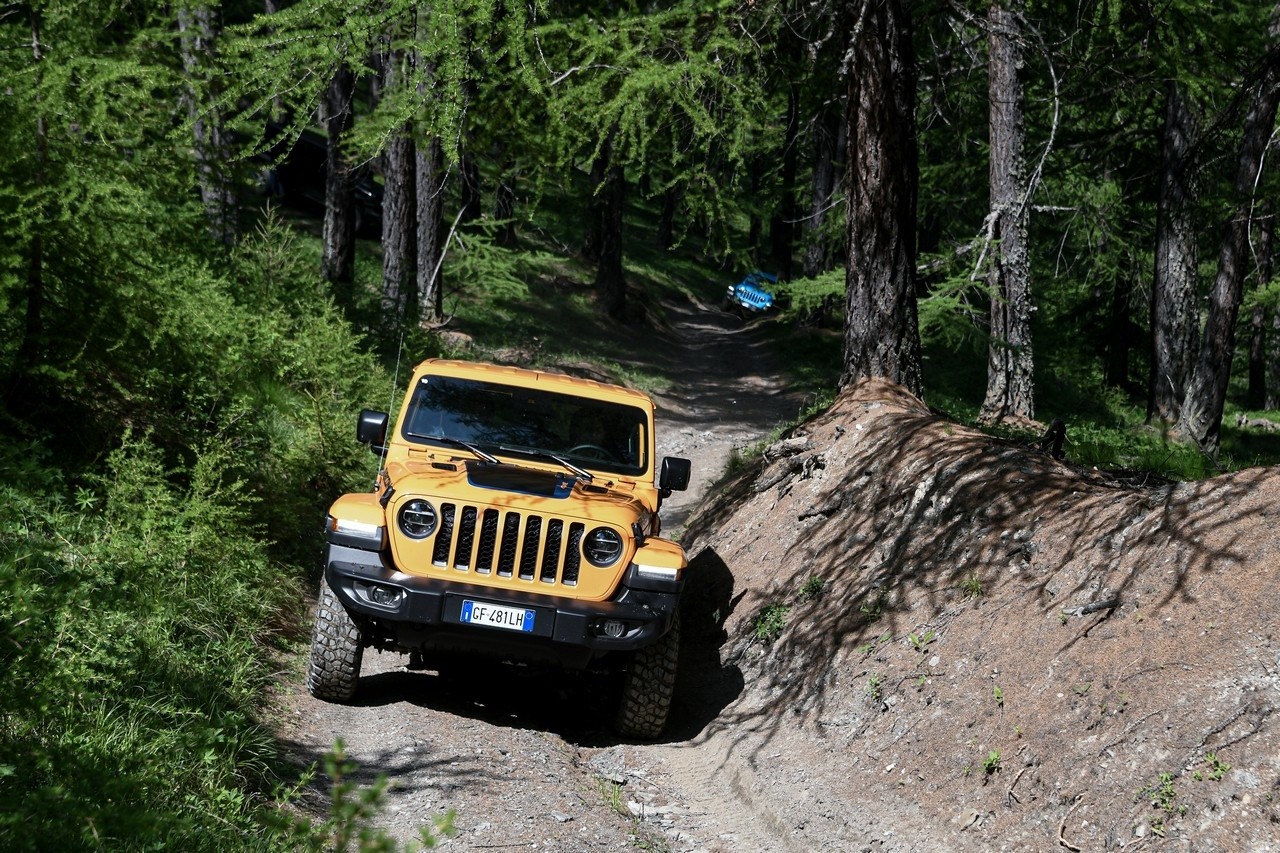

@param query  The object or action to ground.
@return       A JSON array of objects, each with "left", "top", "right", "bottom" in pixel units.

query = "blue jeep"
[{"left": 723, "top": 271, "right": 780, "bottom": 318}]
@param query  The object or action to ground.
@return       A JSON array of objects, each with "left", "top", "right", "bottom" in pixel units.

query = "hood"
[{"left": 384, "top": 458, "right": 652, "bottom": 524}]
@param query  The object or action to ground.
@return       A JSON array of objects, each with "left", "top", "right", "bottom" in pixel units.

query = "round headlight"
[
  {"left": 398, "top": 499, "right": 438, "bottom": 539},
  {"left": 583, "top": 526, "right": 624, "bottom": 567}
]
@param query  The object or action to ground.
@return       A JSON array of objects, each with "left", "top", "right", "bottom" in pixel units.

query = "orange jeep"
[{"left": 307, "top": 359, "right": 691, "bottom": 738}]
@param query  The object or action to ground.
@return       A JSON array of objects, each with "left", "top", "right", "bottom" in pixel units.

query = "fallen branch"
[
  {"left": 763, "top": 436, "right": 814, "bottom": 460},
  {"left": 1061, "top": 598, "right": 1120, "bottom": 617},
  {"left": 1007, "top": 765, "right": 1028, "bottom": 807},
  {"left": 1057, "top": 794, "right": 1083, "bottom": 851}
]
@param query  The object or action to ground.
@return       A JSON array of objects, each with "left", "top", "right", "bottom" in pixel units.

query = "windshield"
[{"left": 401, "top": 374, "right": 649, "bottom": 476}]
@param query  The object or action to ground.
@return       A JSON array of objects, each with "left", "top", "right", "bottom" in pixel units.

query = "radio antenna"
[{"left": 379, "top": 329, "right": 405, "bottom": 474}]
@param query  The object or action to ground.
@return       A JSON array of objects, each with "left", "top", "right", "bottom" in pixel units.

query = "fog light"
[
  {"left": 368, "top": 585, "right": 403, "bottom": 607},
  {"left": 601, "top": 619, "right": 626, "bottom": 638}
]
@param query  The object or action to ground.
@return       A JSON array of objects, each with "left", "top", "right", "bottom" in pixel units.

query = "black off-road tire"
[
  {"left": 615, "top": 613, "right": 680, "bottom": 740},
  {"left": 306, "top": 581, "right": 364, "bottom": 702}
]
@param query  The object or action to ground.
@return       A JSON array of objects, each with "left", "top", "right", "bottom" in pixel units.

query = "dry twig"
[{"left": 1057, "top": 794, "right": 1083, "bottom": 851}]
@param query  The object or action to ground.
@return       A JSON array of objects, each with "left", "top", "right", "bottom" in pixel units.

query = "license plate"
[{"left": 460, "top": 600, "right": 535, "bottom": 633}]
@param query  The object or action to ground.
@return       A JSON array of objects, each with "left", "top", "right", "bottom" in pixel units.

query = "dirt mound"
[{"left": 678, "top": 378, "right": 1280, "bottom": 850}]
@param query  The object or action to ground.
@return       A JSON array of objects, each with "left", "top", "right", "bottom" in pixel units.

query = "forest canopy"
[{"left": 3, "top": 0, "right": 1280, "bottom": 847}]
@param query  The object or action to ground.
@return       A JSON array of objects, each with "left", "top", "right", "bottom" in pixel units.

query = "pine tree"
[
  {"left": 839, "top": 0, "right": 922, "bottom": 395},
  {"left": 1177, "top": 4, "right": 1280, "bottom": 451},
  {"left": 978, "top": 0, "right": 1034, "bottom": 424}
]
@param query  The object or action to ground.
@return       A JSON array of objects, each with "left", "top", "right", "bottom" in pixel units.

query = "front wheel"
[
  {"left": 615, "top": 613, "right": 680, "bottom": 740},
  {"left": 306, "top": 581, "right": 364, "bottom": 702}
]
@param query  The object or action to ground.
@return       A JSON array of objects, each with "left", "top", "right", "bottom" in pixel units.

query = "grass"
[{"left": 597, "top": 777, "right": 630, "bottom": 817}]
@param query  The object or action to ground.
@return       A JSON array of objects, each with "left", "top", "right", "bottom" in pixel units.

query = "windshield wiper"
[
  {"left": 498, "top": 447, "right": 594, "bottom": 482},
  {"left": 408, "top": 433, "right": 500, "bottom": 464}
]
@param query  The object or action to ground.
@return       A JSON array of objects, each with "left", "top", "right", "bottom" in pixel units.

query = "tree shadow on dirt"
[
  {"left": 326, "top": 627, "right": 743, "bottom": 748},
  {"left": 275, "top": 733, "right": 496, "bottom": 802},
  {"left": 682, "top": 379, "right": 1277, "bottom": 781}
]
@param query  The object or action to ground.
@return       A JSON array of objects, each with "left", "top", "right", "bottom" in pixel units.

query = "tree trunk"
[
  {"left": 457, "top": 76, "right": 482, "bottom": 229},
  {"left": 594, "top": 155, "right": 628, "bottom": 321},
  {"left": 839, "top": 0, "right": 922, "bottom": 396},
  {"left": 1270, "top": 308, "right": 1280, "bottom": 410},
  {"left": 1149, "top": 81, "right": 1200, "bottom": 424},
  {"left": 768, "top": 83, "right": 800, "bottom": 281},
  {"left": 1177, "top": 10, "right": 1280, "bottom": 452},
  {"left": 320, "top": 67, "right": 356, "bottom": 286},
  {"left": 747, "top": 157, "right": 764, "bottom": 263},
  {"left": 16, "top": 9, "right": 46, "bottom": 373},
  {"left": 1250, "top": 304, "right": 1268, "bottom": 410},
  {"left": 416, "top": 136, "right": 446, "bottom": 326},
  {"left": 582, "top": 148, "right": 608, "bottom": 264},
  {"left": 1247, "top": 202, "right": 1273, "bottom": 410},
  {"left": 494, "top": 157, "right": 519, "bottom": 248},
  {"left": 1104, "top": 262, "right": 1136, "bottom": 392},
  {"left": 380, "top": 47, "right": 416, "bottom": 332},
  {"left": 979, "top": 0, "right": 1034, "bottom": 423},
  {"left": 656, "top": 183, "right": 680, "bottom": 250},
  {"left": 381, "top": 131, "right": 417, "bottom": 330},
  {"left": 177, "top": 3, "right": 235, "bottom": 246},
  {"left": 802, "top": 102, "right": 843, "bottom": 279}
]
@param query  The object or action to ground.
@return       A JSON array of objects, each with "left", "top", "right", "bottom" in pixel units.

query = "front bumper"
[{"left": 324, "top": 543, "right": 681, "bottom": 665}]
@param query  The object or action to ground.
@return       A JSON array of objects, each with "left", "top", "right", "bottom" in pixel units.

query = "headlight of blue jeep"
[{"left": 583, "top": 526, "right": 624, "bottom": 567}]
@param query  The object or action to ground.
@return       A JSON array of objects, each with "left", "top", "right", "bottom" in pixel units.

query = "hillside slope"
[{"left": 673, "top": 378, "right": 1280, "bottom": 850}]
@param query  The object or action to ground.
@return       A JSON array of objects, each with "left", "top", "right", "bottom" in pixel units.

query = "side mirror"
[
  {"left": 658, "top": 456, "right": 691, "bottom": 493},
  {"left": 357, "top": 409, "right": 389, "bottom": 455}
]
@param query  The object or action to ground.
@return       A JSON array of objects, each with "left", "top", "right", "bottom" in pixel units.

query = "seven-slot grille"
[{"left": 429, "top": 503, "right": 588, "bottom": 586}]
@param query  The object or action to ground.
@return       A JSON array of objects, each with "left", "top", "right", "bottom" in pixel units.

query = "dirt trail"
[
  {"left": 277, "top": 296, "right": 812, "bottom": 851},
  {"left": 280, "top": 295, "right": 1280, "bottom": 850}
]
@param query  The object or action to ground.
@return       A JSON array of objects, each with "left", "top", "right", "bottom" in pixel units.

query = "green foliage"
[
  {"left": 797, "top": 576, "right": 826, "bottom": 603},
  {"left": 222, "top": 0, "right": 539, "bottom": 163},
  {"left": 1202, "top": 752, "right": 1231, "bottom": 782},
  {"left": 1138, "top": 771, "right": 1185, "bottom": 818},
  {"left": 907, "top": 629, "right": 937, "bottom": 652},
  {"left": 860, "top": 593, "right": 885, "bottom": 624},
  {"left": 916, "top": 259, "right": 995, "bottom": 352},
  {"left": 271, "top": 740, "right": 456, "bottom": 851},
  {"left": 983, "top": 749, "right": 1002, "bottom": 775},
  {"left": 536, "top": 2, "right": 779, "bottom": 252},
  {"left": 752, "top": 603, "right": 790, "bottom": 644},
  {"left": 0, "top": 439, "right": 293, "bottom": 850}
]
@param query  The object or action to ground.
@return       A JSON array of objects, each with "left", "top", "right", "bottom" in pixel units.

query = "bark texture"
[
  {"left": 415, "top": 136, "right": 446, "bottom": 326},
  {"left": 1177, "top": 11, "right": 1280, "bottom": 451},
  {"left": 381, "top": 128, "right": 416, "bottom": 329},
  {"left": 839, "top": 0, "right": 922, "bottom": 396},
  {"left": 320, "top": 67, "right": 356, "bottom": 285},
  {"left": 1150, "top": 82, "right": 1200, "bottom": 424},
  {"left": 979, "top": 0, "right": 1034, "bottom": 423},
  {"left": 802, "top": 102, "right": 843, "bottom": 279},
  {"left": 1246, "top": 202, "right": 1273, "bottom": 410}
]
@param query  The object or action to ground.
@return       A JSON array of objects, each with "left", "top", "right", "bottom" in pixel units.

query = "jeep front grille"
[{"left": 431, "top": 503, "right": 585, "bottom": 587}]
